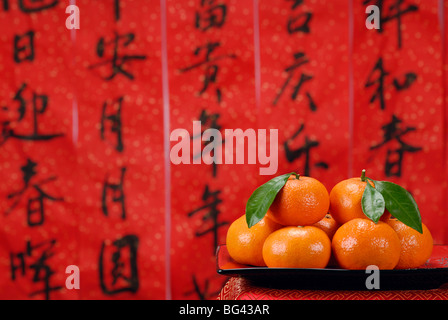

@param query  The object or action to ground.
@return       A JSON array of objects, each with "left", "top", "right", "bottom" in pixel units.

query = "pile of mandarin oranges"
[{"left": 226, "top": 174, "right": 434, "bottom": 270}]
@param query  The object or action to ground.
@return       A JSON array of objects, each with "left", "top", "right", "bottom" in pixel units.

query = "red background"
[{"left": 0, "top": 0, "right": 447, "bottom": 299}]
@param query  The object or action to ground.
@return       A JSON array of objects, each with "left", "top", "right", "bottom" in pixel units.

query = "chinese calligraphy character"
[
  {"left": 191, "top": 109, "right": 224, "bottom": 177},
  {"left": 102, "top": 167, "right": 126, "bottom": 220},
  {"left": 195, "top": 0, "right": 227, "bottom": 31},
  {"left": 14, "top": 30, "right": 35, "bottom": 63},
  {"left": 286, "top": 0, "right": 304, "bottom": 9},
  {"left": 100, "top": 96, "right": 124, "bottom": 152},
  {"left": 88, "top": 32, "right": 147, "bottom": 81},
  {"left": 187, "top": 185, "right": 227, "bottom": 253},
  {"left": 288, "top": 11, "right": 312, "bottom": 34},
  {"left": 284, "top": 123, "right": 329, "bottom": 176},
  {"left": 365, "top": 58, "right": 388, "bottom": 111},
  {"left": 114, "top": 0, "right": 120, "bottom": 21},
  {"left": 363, "top": 0, "right": 418, "bottom": 49},
  {"left": 2, "top": 0, "right": 59, "bottom": 12},
  {"left": 286, "top": 0, "right": 312, "bottom": 34},
  {"left": 0, "top": 83, "right": 64, "bottom": 145},
  {"left": 365, "top": 58, "right": 417, "bottom": 110},
  {"left": 99, "top": 234, "right": 139, "bottom": 295},
  {"left": 6, "top": 158, "right": 63, "bottom": 227},
  {"left": 184, "top": 274, "right": 226, "bottom": 300},
  {"left": 370, "top": 114, "right": 422, "bottom": 177},
  {"left": 273, "top": 52, "right": 317, "bottom": 111},
  {"left": 18, "top": 0, "right": 58, "bottom": 13},
  {"left": 179, "top": 41, "right": 236, "bottom": 104},
  {"left": 10, "top": 239, "right": 62, "bottom": 300},
  {"left": 2, "top": 0, "right": 9, "bottom": 10},
  {"left": 392, "top": 72, "right": 417, "bottom": 91}
]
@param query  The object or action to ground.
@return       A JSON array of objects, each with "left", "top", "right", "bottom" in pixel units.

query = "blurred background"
[{"left": 0, "top": 0, "right": 446, "bottom": 300}]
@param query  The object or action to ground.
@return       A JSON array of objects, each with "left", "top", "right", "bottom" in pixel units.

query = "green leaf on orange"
[
  {"left": 373, "top": 180, "right": 423, "bottom": 233},
  {"left": 245, "top": 172, "right": 294, "bottom": 228},
  {"left": 361, "top": 181, "right": 386, "bottom": 223}
]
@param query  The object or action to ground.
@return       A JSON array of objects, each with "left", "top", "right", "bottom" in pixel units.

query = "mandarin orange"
[
  {"left": 387, "top": 219, "right": 433, "bottom": 269},
  {"left": 329, "top": 175, "right": 391, "bottom": 224},
  {"left": 332, "top": 218, "right": 401, "bottom": 270},
  {"left": 226, "top": 214, "right": 282, "bottom": 266},
  {"left": 262, "top": 226, "right": 331, "bottom": 268},
  {"left": 268, "top": 175, "right": 329, "bottom": 226},
  {"left": 313, "top": 214, "right": 340, "bottom": 240}
]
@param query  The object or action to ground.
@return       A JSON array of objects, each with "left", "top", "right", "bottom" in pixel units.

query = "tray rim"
[{"left": 216, "top": 244, "right": 448, "bottom": 276}]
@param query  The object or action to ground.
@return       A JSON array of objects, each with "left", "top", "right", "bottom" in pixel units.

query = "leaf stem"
[
  {"left": 361, "top": 169, "right": 366, "bottom": 182},
  {"left": 293, "top": 173, "right": 300, "bottom": 180}
]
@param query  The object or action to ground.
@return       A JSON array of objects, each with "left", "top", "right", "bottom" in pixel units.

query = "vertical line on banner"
[
  {"left": 160, "top": 0, "right": 172, "bottom": 300},
  {"left": 348, "top": 0, "right": 354, "bottom": 178},
  {"left": 253, "top": 0, "right": 261, "bottom": 115},
  {"left": 72, "top": 97, "right": 79, "bottom": 145},
  {"left": 69, "top": 0, "right": 80, "bottom": 301},
  {"left": 439, "top": 0, "right": 445, "bottom": 41},
  {"left": 439, "top": 0, "right": 447, "bottom": 243},
  {"left": 253, "top": 0, "right": 262, "bottom": 181},
  {"left": 70, "top": 0, "right": 78, "bottom": 146}
]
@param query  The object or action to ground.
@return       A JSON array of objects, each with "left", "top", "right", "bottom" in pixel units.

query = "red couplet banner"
[
  {"left": 166, "top": 0, "right": 259, "bottom": 299},
  {"left": 257, "top": 0, "right": 350, "bottom": 192},
  {"left": 352, "top": 0, "right": 446, "bottom": 244},
  {"left": 73, "top": 0, "right": 166, "bottom": 299},
  {"left": 0, "top": 0, "right": 78, "bottom": 300}
]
